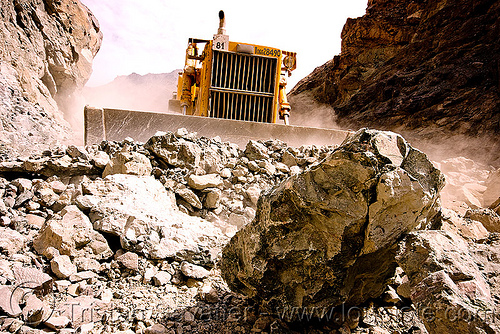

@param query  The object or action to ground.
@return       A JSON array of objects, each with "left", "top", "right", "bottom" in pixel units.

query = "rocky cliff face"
[
  {"left": 290, "top": 0, "right": 500, "bottom": 163},
  {"left": 0, "top": 0, "right": 102, "bottom": 158}
]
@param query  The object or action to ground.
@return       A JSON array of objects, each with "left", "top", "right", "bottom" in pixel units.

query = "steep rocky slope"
[
  {"left": 0, "top": 0, "right": 102, "bottom": 159},
  {"left": 290, "top": 0, "right": 500, "bottom": 164},
  {"left": 83, "top": 71, "right": 179, "bottom": 113}
]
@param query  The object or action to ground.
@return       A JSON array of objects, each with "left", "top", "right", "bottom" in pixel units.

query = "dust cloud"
[
  {"left": 288, "top": 90, "right": 500, "bottom": 212},
  {"left": 288, "top": 91, "right": 500, "bottom": 169},
  {"left": 288, "top": 91, "right": 341, "bottom": 129},
  {"left": 82, "top": 71, "right": 179, "bottom": 113},
  {"left": 399, "top": 132, "right": 500, "bottom": 169},
  {"left": 51, "top": 71, "right": 179, "bottom": 146}
]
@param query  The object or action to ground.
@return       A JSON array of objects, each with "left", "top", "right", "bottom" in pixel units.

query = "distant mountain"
[{"left": 83, "top": 70, "right": 180, "bottom": 113}]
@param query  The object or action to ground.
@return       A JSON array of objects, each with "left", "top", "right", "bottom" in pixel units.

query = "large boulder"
[
  {"left": 85, "top": 174, "right": 227, "bottom": 266},
  {"left": 397, "top": 230, "right": 500, "bottom": 334},
  {"left": 221, "top": 129, "right": 444, "bottom": 311}
]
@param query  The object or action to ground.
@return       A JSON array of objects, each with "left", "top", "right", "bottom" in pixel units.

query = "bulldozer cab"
[{"left": 169, "top": 10, "right": 297, "bottom": 125}]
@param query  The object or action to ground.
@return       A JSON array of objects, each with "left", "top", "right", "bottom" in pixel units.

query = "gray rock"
[
  {"left": 0, "top": 285, "right": 22, "bottom": 317},
  {"left": 290, "top": 166, "right": 301, "bottom": 175},
  {"left": 396, "top": 275, "right": 411, "bottom": 300},
  {"left": 103, "top": 151, "right": 152, "bottom": 177},
  {"left": 49, "top": 180, "right": 67, "bottom": 194},
  {"left": 33, "top": 180, "right": 59, "bottom": 207},
  {"left": 12, "top": 266, "right": 53, "bottom": 296},
  {"left": 0, "top": 199, "right": 7, "bottom": 215},
  {"left": 382, "top": 286, "right": 402, "bottom": 305},
  {"left": 152, "top": 271, "right": 172, "bottom": 286},
  {"left": 44, "top": 316, "right": 71, "bottom": 330},
  {"left": 0, "top": 227, "right": 26, "bottom": 255},
  {"left": 73, "top": 257, "right": 100, "bottom": 273},
  {"left": 204, "top": 188, "right": 221, "bottom": 209},
  {"left": 227, "top": 212, "right": 250, "bottom": 229},
  {"left": 245, "top": 186, "right": 261, "bottom": 206},
  {"left": 22, "top": 294, "right": 44, "bottom": 326},
  {"left": 0, "top": 259, "right": 14, "bottom": 283},
  {"left": 221, "top": 129, "right": 444, "bottom": 312},
  {"left": 14, "top": 189, "right": 34, "bottom": 208},
  {"left": 274, "top": 162, "right": 290, "bottom": 174},
  {"left": 281, "top": 149, "right": 297, "bottom": 167},
  {"left": 143, "top": 267, "right": 159, "bottom": 284},
  {"left": 33, "top": 205, "right": 99, "bottom": 257},
  {"left": 244, "top": 140, "right": 269, "bottom": 160},
  {"left": 145, "top": 132, "right": 202, "bottom": 168},
  {"left": 144, "top": 324, "right": 168, "bottom": 334},
  {"left": 464, "top": 208, "right": 500, "bottom": 233},
  {"left": 75, "top": 194, "right": 100, "bottom": 212},
  {"left": 232, "top": 165, "right": 248, "bottom": 177},
  {"left": 51, "top": 255, "right": 77, "bottom": 279},
  {"left": 91, "top": 151, "right": 110, "bottom": 169},
  {"left": 187, "top": 174, "right": 223, "bottom": 190},
  {"left": 183, "top": 311, "right": 195, "bottom": 324},
  {"left": 397, "top": 230, "right": 500, "bottom": 334},
  {"left": 247, "top": 160, "right": 260, "bottom": 172},
  {"left": 116, "top": 252, "right": 139, "bottom": 271},
  {"left": 25, "top": 214, "right": 45, "bottom": 229},
  {"left": 175, "top": 184, "right": 203, "bottom": 209},
  {"left": 4, "top": 198, "right": 15, "bottom": 210},
  {"left": 68, "top": 271, "right": 98, "bottom": 283},
  {"left": 67, "top": 146, "right": 89, "bottom": 160},
  {"left": 180, "top": 261, "right": 210, "bottom": 279},
  {"left": 11, "top": 178, "right": 32, "bottom": 192},
  {"left": 86, "top": 175, "right": 226, "bottom": 266},
  {"left": 220, "top": 168, "right": 232, "bottom": 178},
  {"left": 258, "top": 160, "right": 276, "bottom": 176},
  {"left": 197, "top": 283, "right": 220, "bottom": 304}
]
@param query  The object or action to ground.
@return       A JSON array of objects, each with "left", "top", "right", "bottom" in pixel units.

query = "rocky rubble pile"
[
  {"left": 0, "top": 129, "right": 343, "bottom": 333},
  {"left": 0, "top": 128, "right": 499, "bottom": 334}
]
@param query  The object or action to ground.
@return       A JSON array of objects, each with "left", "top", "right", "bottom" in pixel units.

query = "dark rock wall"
[{"left": 290, "top": 0, "right": 500, "bottom": 162}]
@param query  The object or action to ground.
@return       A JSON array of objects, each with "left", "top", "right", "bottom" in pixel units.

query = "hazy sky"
[{"left": 81, "top": 0, "right": 367, "bottom": 89}]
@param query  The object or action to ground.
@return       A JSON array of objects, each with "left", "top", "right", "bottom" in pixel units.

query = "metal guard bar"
[{"left": 209, "top": 86, "right": 274, "bottom": 97}]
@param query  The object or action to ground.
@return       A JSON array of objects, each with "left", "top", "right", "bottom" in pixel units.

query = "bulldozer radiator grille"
[{"left": 209, "top": 50, "right": 277, "bottom": 123}]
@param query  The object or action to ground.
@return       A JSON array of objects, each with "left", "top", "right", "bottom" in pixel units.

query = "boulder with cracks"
[{"left": 221, "top": 128, "right": 445, "bottom": 312}]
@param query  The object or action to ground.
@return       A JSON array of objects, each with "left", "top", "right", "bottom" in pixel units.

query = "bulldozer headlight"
[{"left": 283, "top": 55, "right": 296, "bottom": 71}]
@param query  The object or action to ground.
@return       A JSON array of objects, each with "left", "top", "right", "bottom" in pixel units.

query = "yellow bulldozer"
[
  {"left": 84, "top": 11, "right": 349, "bottom": 148},
  {"left": 170, "top": 11, "right": 297, "bottom": 125}
]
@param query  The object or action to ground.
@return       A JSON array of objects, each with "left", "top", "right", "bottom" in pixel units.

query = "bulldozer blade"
[{"left": 84, "top": 106, "right": 351, "bottom": 148}]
